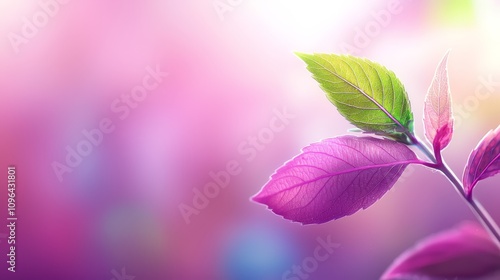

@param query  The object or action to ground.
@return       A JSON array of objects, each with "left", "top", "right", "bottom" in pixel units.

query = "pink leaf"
[
  {"left": 464, "top": 125, "right": 500, "bottom": 198},
  {"left": 382, "top": 222, "right": 500, "bottom": 280},
  {"left": 424, "top": 51, "right": 453, "bottom": 151},
  {"left": 252, "top": 136, "right": 417, "bottom": 224}
]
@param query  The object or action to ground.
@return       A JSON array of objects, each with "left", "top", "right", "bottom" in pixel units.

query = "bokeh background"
[{"left": 1, "top": 0, "right": 500, "bottom": 279}]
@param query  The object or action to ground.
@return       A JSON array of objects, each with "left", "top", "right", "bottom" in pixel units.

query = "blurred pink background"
[{"left": 1, "top": 0, "right": 500, "bottom": 279}]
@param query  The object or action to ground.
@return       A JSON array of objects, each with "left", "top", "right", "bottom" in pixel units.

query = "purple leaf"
[
  {"left": 424, "top": 51, "right": 454, "bottom": 151},
  {"left": 382, "top": 222, "right": 500, "bottom": 280},
  {"left": 464, "top": 125, "right": 500, "bottom": 198},
  {"left": 252, "top": 136, "right": 417, "bottom": 224}
]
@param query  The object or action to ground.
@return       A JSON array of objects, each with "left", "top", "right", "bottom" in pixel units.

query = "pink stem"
[{"left": 410, "top": 135, "right": 500, "bottom": 249}]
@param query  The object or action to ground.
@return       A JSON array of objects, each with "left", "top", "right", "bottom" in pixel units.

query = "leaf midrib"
[
  {"left": 311, "top": 55, "right": 410, "bottom": 134},
  {"left": 471, "top": 149, "right": 500, "bottom": 189},
  {"left": 261, "top": 160, "right": 416, "bottom": 199}
]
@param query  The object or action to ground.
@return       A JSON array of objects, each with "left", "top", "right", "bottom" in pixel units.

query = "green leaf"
[{"left": 297, "top": 53, "right": 414, "bottom": 143}]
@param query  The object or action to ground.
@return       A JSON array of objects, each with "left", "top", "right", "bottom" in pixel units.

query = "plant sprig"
[{"left": 252, "top": 51, "right": 500, "bottom": 279}]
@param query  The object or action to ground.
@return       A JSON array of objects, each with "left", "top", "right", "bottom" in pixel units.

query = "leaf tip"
[
  {"left": 444, "top": 49, "right": 451, "bottom": 59},
  {"left": 251, "top": 189, "right": 266, "bottom": 204},
  {"left": 294, "top": 52, "right": 313, "bottom": 62}
]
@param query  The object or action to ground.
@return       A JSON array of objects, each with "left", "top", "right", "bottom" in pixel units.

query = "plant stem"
[
  {"left": 439, "top": 159, "right": 500, "bottom": 248},
  {"left": 410, "top": 135, "right": 500, "bottom": 248},
  {"left": 407, "top": 134, "right": 437, "bottom": 163}
]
